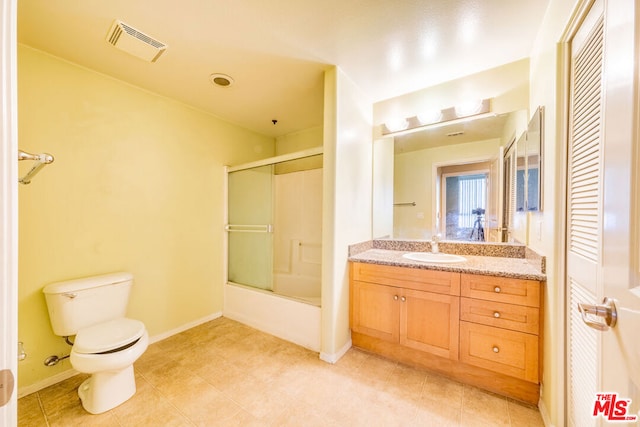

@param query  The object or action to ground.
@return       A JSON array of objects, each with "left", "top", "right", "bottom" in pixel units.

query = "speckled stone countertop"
[{"left": 348, "top": 240, "right": 546, "bottom": 281}]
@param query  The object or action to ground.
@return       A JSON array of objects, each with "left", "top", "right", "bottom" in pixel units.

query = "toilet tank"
[{"left": 43, "top": 272, "right": 134, "bottom": 337}]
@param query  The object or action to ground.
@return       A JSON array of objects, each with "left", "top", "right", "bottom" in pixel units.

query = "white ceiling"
[{"left": 17, "top": 0, "right": 550, "bottom": 138}]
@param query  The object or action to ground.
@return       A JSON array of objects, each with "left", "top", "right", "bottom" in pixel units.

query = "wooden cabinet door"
[
  {"left": 351, "top": 280, "right": 399, "bottom": 342},
  {"left": 460, "top": 321, "right": 538, "bottom": 383},
  {"left": 400, "top": 288, "right": 460, "bottom": 360}
]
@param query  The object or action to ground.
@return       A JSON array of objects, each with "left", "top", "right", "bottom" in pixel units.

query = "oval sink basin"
[{"left": 402, "top": 252, "right": 467, "bottom": 263}]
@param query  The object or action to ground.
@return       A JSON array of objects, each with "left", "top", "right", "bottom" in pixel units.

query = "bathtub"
[{"left": 223, "top": 280, "right": 321, "bottom": 352}]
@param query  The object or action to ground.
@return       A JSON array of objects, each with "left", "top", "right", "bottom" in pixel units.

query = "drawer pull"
[
  {"left": 492, "top": 346, "right": 500, "bottom": 353},
  {"left": 493, "top": 311, "right": 501, "bottom": 318},
  {"left": 494, "top": 286, "right": 501, "bottom": 293}
]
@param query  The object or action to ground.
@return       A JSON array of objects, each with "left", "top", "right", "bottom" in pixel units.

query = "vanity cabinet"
[
  {"left": 459, "top": 273, "right": 542, "bottom": 383},
  {"left": 350, "top": 262, "right": 460, "bottom": 360},
  {"left": 349, "top": 261, "right": 544, "bottom": 405}
]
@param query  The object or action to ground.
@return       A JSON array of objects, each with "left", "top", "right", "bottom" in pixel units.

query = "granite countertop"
[{"left": 349, "top": 248, "right": 546, "bottom": 281}]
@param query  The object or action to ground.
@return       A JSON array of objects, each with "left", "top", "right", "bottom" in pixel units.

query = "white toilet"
[{"left": 43, "top": 272, "right": 148, "bottom": 414}]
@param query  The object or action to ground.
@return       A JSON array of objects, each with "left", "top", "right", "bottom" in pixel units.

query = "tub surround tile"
[{"left": 348, "top": 240, "right": 546, "bottom": 281}]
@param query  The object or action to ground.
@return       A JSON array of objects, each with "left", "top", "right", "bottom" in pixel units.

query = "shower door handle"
[{"left": 225, "top": 224, "right": 273, "bottom": 233}]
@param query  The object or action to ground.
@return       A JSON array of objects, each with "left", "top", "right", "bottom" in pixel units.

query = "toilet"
[{"left": 43, "top": 272, "right": 148, "bottom": 414}]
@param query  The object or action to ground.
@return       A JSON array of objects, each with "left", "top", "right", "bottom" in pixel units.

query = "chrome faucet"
[{"left": 431, "top": 234, "right": 441, "bottom": 254}]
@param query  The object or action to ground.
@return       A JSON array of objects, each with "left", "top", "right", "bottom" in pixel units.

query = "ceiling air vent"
[{"left": 106, "top": 20, "right": 167, "bottom": 62}]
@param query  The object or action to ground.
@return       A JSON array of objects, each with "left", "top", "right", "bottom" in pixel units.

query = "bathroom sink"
[{"left": 402, "top": 252, "right": 467, "bottom": 263}]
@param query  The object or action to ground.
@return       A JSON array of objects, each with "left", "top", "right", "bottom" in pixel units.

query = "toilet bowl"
[
  {"left": 71, "top": 319, "right": 148, "bottom": 414},
  {"left": 43, "top": 272, "right": 148, "bottom": 414}
]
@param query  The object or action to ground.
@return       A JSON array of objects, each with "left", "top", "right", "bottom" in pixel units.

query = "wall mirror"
[
  {"left": 372, "top": 109, "right": 529, "bottom": 242},
  {"left": 516, "top": 106, "right": 544, "bottom": 213}
]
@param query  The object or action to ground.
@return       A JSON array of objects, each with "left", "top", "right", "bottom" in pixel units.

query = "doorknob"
[{"left": 578, "top": 297, "right": 617, "bottom": 331}]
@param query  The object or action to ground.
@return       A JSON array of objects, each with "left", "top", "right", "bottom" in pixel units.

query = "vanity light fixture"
[
  {"left": 381, "top": 98, "right": 491, "bottom": 135},
  {"left": 384, "top": 118, "right": 410, "bottom": 133},
  {"left": 454, "top": 99, "right": 485, "bottom": 117},
  {"left": 416, "top": 109, "right": 443, "bottom": 125}
]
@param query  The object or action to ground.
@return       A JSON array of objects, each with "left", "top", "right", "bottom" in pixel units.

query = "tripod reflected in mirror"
[{"left": 470, "top": 208, "right": 485, "bottom": 241}]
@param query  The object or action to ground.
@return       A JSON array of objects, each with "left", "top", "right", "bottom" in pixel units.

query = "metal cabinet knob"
[
  {"left": 492, "top": 346, "right": 500, "bottom": 353},
  {"left": 494, "top": 286, "right": 501, "bottom": 293},
  {"left": 393, "top": 295, "right": 398, "bottom": 301},
  {"left": 401, "top": 296, "right": 406, "bottom": 302},
  {"left": 493, "top": 312, "right": 501, "bottom": 318}
]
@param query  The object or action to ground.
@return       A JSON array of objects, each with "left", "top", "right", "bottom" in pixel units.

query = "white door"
[
  {"left": 566, "top": 0, "right": 640, "bottom": 425},
  {"left": 0, "top": 0, "right": 18, "bottom": 425}
]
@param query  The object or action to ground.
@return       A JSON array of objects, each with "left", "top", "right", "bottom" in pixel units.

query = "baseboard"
[
  {"left": 148, "top": 311, "right": 222, "bottom": 344},
  {"left": 320, "top": 338, "right": 352, "bottom": 364},
  {"left": 17, "top": 311, "right": 223, "bottom": 398},
  {"left": 18, "top": 368, "right": 78, "bottom": 398},
  {"left": 538, "top": 396, "right": 555, "bottom": 427}
]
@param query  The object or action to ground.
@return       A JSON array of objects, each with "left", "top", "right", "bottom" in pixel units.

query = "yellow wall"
[
  {"left": 373, "top": 59, "right": 530, "bottom": 129},
  {"left": 275, "top": 126, "right": 322, "bottom": 155},
  {"left": 321, "top": 67, "right": 372, "bottom": 360},
  {"left": 528, "top": 0, "right": 582, "bottom": 425},
  {"left": 17, "top": 45, "right": 275, "bottom": 391}
]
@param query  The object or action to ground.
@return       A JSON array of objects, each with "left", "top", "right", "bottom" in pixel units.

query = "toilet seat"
[{"left": 74, "top": 318, "right": 146, "bottom": 354}]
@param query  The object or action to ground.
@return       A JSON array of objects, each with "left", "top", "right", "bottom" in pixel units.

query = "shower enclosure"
[{"left": 226, "top": 150, "right": 323, "bottom": 306}]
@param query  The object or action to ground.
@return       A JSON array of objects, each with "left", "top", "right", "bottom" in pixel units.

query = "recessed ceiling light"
[{"left": 209, "top": 73, "right": 234, "bottom": 87}]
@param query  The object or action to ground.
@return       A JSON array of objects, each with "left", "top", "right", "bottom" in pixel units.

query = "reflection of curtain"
[{"left": 458, "top": 175, "right": 487, "bottom": 228}]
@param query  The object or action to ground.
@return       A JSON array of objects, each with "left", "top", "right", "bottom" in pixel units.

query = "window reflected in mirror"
[{"left": 439, "top": 162, "right": 489, "bottom": 242}]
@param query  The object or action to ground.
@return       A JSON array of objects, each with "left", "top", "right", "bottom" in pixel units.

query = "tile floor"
[{"left": 18, "top": 317, "right": 545, "bottom": 426}]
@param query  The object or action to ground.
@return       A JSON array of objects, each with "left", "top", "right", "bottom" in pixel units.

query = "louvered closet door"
[
  {"left": 566, "top": 1, "right": 604, "bottom": 426},
  {"left": 566, "top": 0, "right": 640, "bottom": 425}
]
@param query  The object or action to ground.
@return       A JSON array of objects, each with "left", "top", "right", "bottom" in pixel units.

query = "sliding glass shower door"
[{"left": 227, "top": 164, "right": 274, "bottom": 290}]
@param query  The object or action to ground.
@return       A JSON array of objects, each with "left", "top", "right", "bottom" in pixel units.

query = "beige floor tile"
[
  {"left": 212, "top": 409, "right": 264, "bottom": 427},
  {"left": 332, "top": 347, "right": 370, "bottom": 372},
  {"left": 37, "top": 374, "right": 89, "bottom": 420},
  {"left": 18, "top": 317, "right": 546, "bottom": 427},
  {"left": 461, "top": 385, "right": 510, "bottom": 427},
  {"left": 111, "top": 376, "right": 191, "bottom": 426},
  {"left": 193, "top": 357, "right": 253, "bottom": 392},
  {"left": 507, "top": 399, "right": 545, "bottom": 426},
  {"left": 46, "top": 403, "right": 121, "bottom": 427},
  {"left": 270, "top": 400, "right": 333, "bottom": 427},
  {"left": 420, "top": 372, "right": 464, "bottom": 410},
  {"left": 414, "top": 397, "right": 461, "bottom": 426},
  {"left": 366, "top": 389, "right": 420, "bottom": 427},
  {"left": 168, "top": 375, "right": 243, "bottom": 426},
  {"left": 17, "top": 393, "right": 48, "bottom": 427},
  {"left": 223, "top": 375, "right": 291, "bottom": 421},
  {"left": 381, "top": 363, "right": 427, "bottom": 403}
]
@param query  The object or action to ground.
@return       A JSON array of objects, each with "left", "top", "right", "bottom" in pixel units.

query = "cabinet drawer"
[
  {"left": 351, "top": 262, "right": 460, "bottom": 296},
  {"left": 460, "top": 321, "right": 538, "bottom": 383},
  {"left": 460, "top": 298, "right": 540, "bottom": 335},
  {"left": 461, "top": 274, "right": 540, "bottom": 307}
]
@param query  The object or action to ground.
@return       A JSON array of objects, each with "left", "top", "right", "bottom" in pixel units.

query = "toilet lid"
[{"left": 74, "top": 318, "right": 146, "bottom": 354}]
